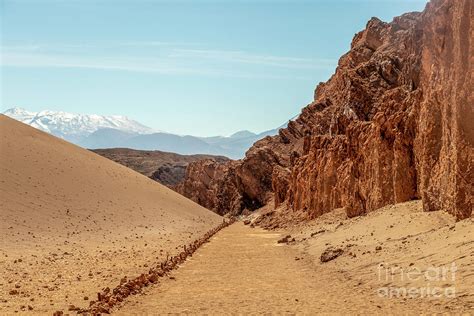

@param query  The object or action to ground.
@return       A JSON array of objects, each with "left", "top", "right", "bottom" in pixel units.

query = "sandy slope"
[
  {"left": 0, "top": 115, "right": 222, "bottom": 314},
  {"left": 117, "top": 202, "right": 472, "bottom": 314},
  {"left": 284, "top": 201, "right": 473, "bottom": 312}
]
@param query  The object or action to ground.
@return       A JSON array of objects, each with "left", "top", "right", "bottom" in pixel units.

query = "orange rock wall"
[{"left": 178, "top": 0, "right": 473, "bottom": 220}]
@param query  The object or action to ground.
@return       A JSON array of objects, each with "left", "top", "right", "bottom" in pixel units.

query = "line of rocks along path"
[
  {"left": 114, "top": 222, "right": 466, "bottom": 315},
  {"left": 115, "top": 222, "right": 432, "bottom": 314}
]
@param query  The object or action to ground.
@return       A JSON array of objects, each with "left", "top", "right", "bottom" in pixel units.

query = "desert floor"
[{"left": 116, "top": 201, "right": 473, "bottom": 314}]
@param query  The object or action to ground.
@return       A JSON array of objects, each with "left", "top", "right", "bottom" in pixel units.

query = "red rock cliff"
[{"left": 177, "top": 0, "right": 473, "bottom": 220}]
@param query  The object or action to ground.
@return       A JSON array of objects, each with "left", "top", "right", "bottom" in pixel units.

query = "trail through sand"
[
  {"left": 118, "top": 223, "right": 329, "bottom": 314},
  {"left": 117, "top": 219, "right": 472, "bottom": 314}
]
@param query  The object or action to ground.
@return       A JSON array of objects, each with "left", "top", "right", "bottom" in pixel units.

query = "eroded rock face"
[
  {"left": 177, "top": 0, "right": 473, "bottom": 220},
  {"left": 415, "top": 0, "right": 474, "bottom": 219},
  {"left": 176, "top": 159, "right": 236, "bottom": 215}
]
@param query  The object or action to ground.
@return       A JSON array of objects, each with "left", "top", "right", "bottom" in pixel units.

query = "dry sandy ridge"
[
  {"left": 0, "top": 115, "right": 222, "bottom": 314},
  {"left": 116, "top": 201, "right": 472, "bottom": 314}
]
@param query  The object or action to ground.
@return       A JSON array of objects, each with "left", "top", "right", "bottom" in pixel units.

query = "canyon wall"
[
  {"left": 177, "top": 0, "right": 473, "bottom": 220},
  {"left": 416, "top": 0, "right": 473, "bottom": 219}
]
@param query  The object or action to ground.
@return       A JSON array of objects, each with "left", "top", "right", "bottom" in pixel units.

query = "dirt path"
[{"left": 116, "top": 222, "right": 441, "bottom": 314}]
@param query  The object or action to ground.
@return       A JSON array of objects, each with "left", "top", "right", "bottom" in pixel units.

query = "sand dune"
[{"left": 0, "top": 115, "right": 222, "bottom": 314}]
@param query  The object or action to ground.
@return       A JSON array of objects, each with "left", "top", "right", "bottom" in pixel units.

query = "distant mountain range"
[
  {"left": 3, "top": 107, "right": 154, "bottom": 144},
  {"left": 3, "top": 107, "right": 290, "bottom": 159}
]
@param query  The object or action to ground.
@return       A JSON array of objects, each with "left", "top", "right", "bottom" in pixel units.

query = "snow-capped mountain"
[
  {"left": 3, "top": 107, "right": 154, "bottom": 143},
  {"left": 2, "top": 107, "right": 292, "bottom": 158}
]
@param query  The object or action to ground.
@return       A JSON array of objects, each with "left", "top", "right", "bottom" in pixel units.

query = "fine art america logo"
[{"left": 377, "top": 262, "right": 457, "bottom": 299}]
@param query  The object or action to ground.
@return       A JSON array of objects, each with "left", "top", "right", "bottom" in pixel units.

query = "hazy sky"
[{"left": 1, "top": 0, "right": 428, "bottom": 136}]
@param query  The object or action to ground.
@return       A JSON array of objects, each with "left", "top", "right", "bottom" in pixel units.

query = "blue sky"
[{"left": 1, "top": 0, "right": 428, "bottom": 136}]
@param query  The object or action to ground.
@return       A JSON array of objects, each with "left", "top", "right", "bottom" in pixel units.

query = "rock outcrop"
[
  {"left": 177, "top": 0, "right": 473, "bottom": 220},
  {"left": 93, "top": 148, "right": 229, "bottom": 186}
]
